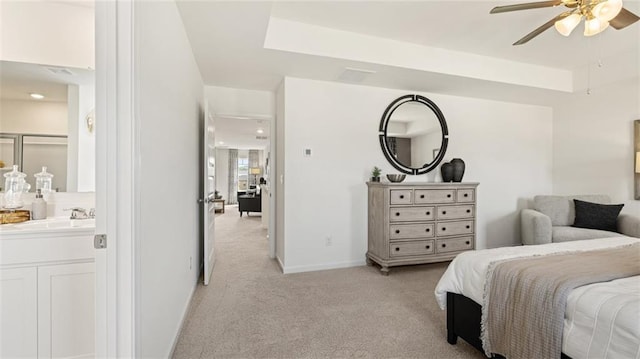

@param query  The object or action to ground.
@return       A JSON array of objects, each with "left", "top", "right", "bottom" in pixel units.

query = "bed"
[{"left": 435, "top": 236, "right": 640, "bottom": 359}]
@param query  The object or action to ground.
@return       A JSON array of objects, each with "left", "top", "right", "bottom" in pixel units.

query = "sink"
[{"left": 3, "top": 217, "right": 95, "bottom": 231}]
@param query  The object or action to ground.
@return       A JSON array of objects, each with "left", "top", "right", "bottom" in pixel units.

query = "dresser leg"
[
  {"left": 365, "top": 257, "right": 373, "bottom": 266},
  {"left": 380, "top": 266, "right": 389, "bottom": 276}
]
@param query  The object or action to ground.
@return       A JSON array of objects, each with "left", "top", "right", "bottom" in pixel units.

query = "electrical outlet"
[{"left": 325, "top": 236, "right": 332, "bottom": 246}]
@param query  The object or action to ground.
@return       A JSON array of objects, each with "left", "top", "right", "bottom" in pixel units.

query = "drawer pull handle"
[
  {"left": 464, "top": 193, "right": 469, "bottom": 197},
  {"left": 466, "top": 225, "right": 470, "bottom": 229},
  {"left": 442, "top": 243, "right": 447, "bottom": 248},
  {"left": 426, "top": 245, "right": 430, "bottom": 249},
  {"left": 466, "top": 209, "right": 471, "bottom": 213},
  {"left": 395, "top": 230, "right": 400, "bottom": 234},
  {"left": 395, "top": 212, "right": 400, "bottom": 216},
  {"left": 442, "top": 227, "right": 446, "bottom": 231},
  {"left": 425, "top": 228, "right": 430, "bottom": 232},
  {"left": 395, "top": 247, "right": 400, "bottom": 252},
  {"left": 466, "top": 241, "right": 470, "bottom": 245},
  {"left": 447, "top": 194, "right": 452, "bottom": 198},
  {"left": 420, "top": 194, "right": 425, "bottom": 199},
  {"left": 426, "top": 211, "right": 431, "bottom": 215},
  {"left": 442, "top": 211, "right": 447, "bottom": 215},
  {"left": 400, "top": 195, "right": 404, "bottom": 199}
]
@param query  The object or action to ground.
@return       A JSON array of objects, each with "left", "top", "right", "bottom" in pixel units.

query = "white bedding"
[{"left": 434, "top": 236, "right": 640, "bottom": 359}]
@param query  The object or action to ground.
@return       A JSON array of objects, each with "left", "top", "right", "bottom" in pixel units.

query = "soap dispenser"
[{"left": 32, "top": 189, "right": 47, "bottom": 220}]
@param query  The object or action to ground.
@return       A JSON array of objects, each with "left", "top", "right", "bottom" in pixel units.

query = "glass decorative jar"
[
  {"left": 34, "top": 166, "right": 54, "bottom": 194},
  {"left": 3, "top": 165, "right": 29, "bottom": 209}
]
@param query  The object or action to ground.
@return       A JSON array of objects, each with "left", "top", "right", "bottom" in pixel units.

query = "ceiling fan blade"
[
  {"left": 610, "top": 7, "right": 640, "bottom": 29},
  {"left": 490, "top": 0, "right": 563, "bottom": 14},
  {"left": 513, "top": 11, "right": 571, "bottom": 45}
]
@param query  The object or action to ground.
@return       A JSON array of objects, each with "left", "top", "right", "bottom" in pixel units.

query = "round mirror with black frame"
[{"left": 379, "top": 94, "right": 449, "bottom": 175}]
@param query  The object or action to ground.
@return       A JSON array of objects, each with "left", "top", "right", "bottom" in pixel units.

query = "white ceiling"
[
  {"left": 0, "top": 60, "right": 95, "bottom": 103},
  {"left": 215, "top": 116, "right": 270, "bottom": 150},
  {"left": 176, "top": 1, "right": 640, "bottom": 106}
]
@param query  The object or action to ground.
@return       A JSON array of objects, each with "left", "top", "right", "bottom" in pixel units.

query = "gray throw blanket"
[{"left": 482, "top": 243, "right": 640, "bottom": 359}]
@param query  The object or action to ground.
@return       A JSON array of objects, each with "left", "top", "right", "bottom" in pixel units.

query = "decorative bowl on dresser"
[{"left": 366, "top": 182, "right": 479, "bottom": 275}]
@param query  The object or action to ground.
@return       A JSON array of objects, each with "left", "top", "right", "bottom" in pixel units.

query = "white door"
[{"left": 202, "top": 103, "right": 216, "bottom": 285}]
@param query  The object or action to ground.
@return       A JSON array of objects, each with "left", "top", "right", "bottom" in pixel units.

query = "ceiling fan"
[{"left": 490, "top": 0, "right": 640, "bottom": 45}]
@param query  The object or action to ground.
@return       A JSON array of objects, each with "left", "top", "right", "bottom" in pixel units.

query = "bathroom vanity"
[{"left": 0, "top": 218, "right": 95, "bottom": 358}]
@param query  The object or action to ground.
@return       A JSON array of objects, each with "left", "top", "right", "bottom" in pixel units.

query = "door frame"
[{"left": 95, "top": 1, "right": 138, "bottom": 357}]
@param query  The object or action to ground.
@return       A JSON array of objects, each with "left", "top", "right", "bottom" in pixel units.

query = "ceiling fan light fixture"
[
  {"left": 584, "top": 16, "right": 610, "bottom": 36},
  {"left": 555, "top": 13, "right": 582, "bottom": 36},
  {"left": 593, "top": 0, "right": 623, "bottom": 21}
]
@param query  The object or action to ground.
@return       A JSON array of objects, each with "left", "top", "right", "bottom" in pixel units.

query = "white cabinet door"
[
  {"left": 38, "top": 262, "right": 95, "bottom": 359},
  {"left": 0, "top": 267, "right": 38, "bottom": 358}
]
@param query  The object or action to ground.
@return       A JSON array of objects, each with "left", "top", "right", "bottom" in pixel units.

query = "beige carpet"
[{"left": 172, "top": 205, "right": 485, "bottom": 359}]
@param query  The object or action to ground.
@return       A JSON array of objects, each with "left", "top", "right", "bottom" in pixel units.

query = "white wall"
[
  {"left": 553, "top": 79, "right": 640, "bottom": 215},
  {"left": 0, "top": 100, "right": 68, "bottom": 134},
  {"left": 205, "top": 86, "right": 275, "bottom": 118},
  {"left": 280, "top": 77, "right": 553, "bottom": 273},
  {"left": 0, "top": 1, "right": 94, "bottom": 69},
  {"left": 134, "top": 2, "right": 203, "bottom": 357},
  {"left": 215, "top": 148, "right": 230, "bottom": 200},
  {"left": 66, "top": 85, "right": 95, "bottom": 192}
]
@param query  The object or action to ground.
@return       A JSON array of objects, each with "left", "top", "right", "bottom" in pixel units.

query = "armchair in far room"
[
  {"left": 238, "top": 193, "right": 261, "bottom": 217},
  {"left": 521, "top": 195, "right": 640, "bottom": 245}
]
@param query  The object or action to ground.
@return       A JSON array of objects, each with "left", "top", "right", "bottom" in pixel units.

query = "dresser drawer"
[
  {"left": 436, "top": 220, "right": 474, "bottom": 236},
  {"left": 415, "top": 189, "right": 455, "bottom": 204},
  {"left": 389, "top": 206, "right": 435, "bottom": 222},
  {"left": 390, "top": 189, "right": 412, "bottom": 205},
  {"left": 390, "top": 223, "right": 434, "bottom": 240},
  {"left": 437, "top": 205, "right": 474, "bottom": 220},
  {"left": 390, "top": 240, "right": 435, "bottom": 258},
  {"left": 436, "top": 237, "right": 474, "bottom": 253},
  {"left": 457, "top": 189, "right": 475, "bottom": 203}
]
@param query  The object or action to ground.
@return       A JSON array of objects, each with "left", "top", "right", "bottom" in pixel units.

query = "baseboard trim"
[
  {"left": 168, "top": 279, "right": 198, "bottom": 357},
  {"left": 282, "top": 259, "right": 366, "bottom": 274}
]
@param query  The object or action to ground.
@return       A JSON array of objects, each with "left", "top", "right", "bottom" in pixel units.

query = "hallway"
[{"left": 172, "top": 206, "right": 483, "bottom": 359}]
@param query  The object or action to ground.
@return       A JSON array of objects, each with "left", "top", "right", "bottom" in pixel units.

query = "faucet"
[{"left": 65, "top": 207, "right": 95, "bottom": 219}]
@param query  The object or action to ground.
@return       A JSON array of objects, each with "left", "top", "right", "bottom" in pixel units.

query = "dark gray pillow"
[{"left": 572, "top": 199, "right": 623, "bottom": 232}]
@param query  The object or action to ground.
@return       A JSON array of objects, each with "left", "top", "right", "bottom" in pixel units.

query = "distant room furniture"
[
  {"left": 238, "top": 194, "right": 261, "bottom": 217},
  {"left": 521, "top": 195, "right": 640, "bottom": 245},
  {"left": 367, "top": 182, "right": 479, "bottom": 275},
  {"left": 213, "top": 198, "right": 225, "bottom": 213}
]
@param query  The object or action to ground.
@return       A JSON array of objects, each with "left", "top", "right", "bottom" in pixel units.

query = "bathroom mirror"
[
  {"left": 379, "top": 94, "right": 449, "bottom": 175},
  {"left": 0, "top": 60, "right": 95, "bottom": 192}
]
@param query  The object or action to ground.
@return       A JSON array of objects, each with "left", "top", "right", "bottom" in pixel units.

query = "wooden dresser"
[{"left": 367, "top": 182, "right": 479, "bottom": 275}]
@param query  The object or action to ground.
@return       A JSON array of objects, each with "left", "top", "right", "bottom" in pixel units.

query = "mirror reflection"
[
  {"left": 385, "top": 102, "right": 443, "bottom": 169},
  {"left": 0, "top": 60, "right": 95, "bottom": 192}
]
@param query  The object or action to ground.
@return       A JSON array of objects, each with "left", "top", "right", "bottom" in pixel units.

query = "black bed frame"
[{"left": 446, "top": 292, "right": 571, "bottom": 359}]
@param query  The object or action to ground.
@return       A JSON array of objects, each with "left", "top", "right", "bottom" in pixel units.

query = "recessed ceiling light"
[
  {"left": 30, "top": 93, "right": 45, "bottom": 100},
  {"left": 219, "top": 141, "right": 225, "bottom": 145},
  {"left": 256, "top": 129, "right": 264, "bottom": 134}
]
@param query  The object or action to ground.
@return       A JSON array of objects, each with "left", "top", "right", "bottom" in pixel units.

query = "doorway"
[{"left": 213, "top": 117, "right": 273, "bottom": 263}]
